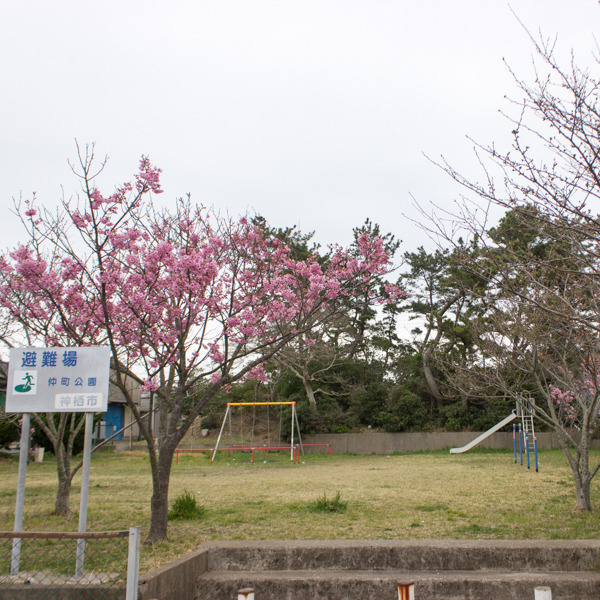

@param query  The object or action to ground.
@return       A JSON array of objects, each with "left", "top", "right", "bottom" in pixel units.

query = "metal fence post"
[
  {"left": 238, "top": 588, "right": 255, "bottom": 600},
  {"left": 397, "top": 580, "right": 415, "bottom": 600},
  {"left": 75, "top": 412, "right": 95, "bottom": 578},
  {"left": 11, "top": 413, "right": 32, "bottom": 575},
  {"left": 126, "top": 527, "right": 141, "bottom": 600},
  {"left": 534, "top": 586, "right": 552, "bottom": 600}
]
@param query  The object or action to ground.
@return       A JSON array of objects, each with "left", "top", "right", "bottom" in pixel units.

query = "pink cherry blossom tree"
[{"left": 0, "top": 144, "right": 399, "bottom": 541}]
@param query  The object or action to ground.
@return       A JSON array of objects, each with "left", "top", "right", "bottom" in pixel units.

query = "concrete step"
[
  {"left": 138, "top": 540, "right": 600, "bottom": 600},
  {"left": 204, "top": 540, "right": 600, "bottom": 573},
  {"left": 195, "top": 568, "right": 600, "bottom": 600},
  {"left": 192, "top": 541, "right": 600, "bottom": 600}
]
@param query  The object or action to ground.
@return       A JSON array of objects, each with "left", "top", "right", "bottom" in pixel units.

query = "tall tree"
[
  {"left": 0, "top": 144, "right": 397, "bottom": 540},
  {"left": 401, "top": 244, "right": 487, "bottom": 414}
]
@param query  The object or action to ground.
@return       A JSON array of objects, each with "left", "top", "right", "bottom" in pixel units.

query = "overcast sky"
[{"left": 1, "top": 0, "right": 599, "bottom": 254}]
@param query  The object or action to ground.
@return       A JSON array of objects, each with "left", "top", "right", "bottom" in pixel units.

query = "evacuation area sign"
[{"left": 5, "top": 347, "right": 110, "bottom": 413}]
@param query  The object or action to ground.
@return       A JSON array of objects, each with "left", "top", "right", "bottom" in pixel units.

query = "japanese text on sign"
[{"left": 6, "top": 347, "right": 110, "bottom": 413}]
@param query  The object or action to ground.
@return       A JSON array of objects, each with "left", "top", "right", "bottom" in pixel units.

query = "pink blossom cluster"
[
  {"left": 549, "top": 364, "right": 600, "bottom": 430},
  {"left": 550, "top": 386, "right": 578, "bottom": 422},
  {"left": 0, "top": 157, "right": 402, "bottom": 394}
]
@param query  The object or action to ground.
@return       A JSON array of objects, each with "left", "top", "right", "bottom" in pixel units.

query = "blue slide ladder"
[{"left": 515, "top": 400, "right": 538, "bottom": 472}]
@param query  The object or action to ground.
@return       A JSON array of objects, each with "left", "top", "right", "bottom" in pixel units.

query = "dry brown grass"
[{"left": 1, "top": 448, "right": 599, "bottom": 573}]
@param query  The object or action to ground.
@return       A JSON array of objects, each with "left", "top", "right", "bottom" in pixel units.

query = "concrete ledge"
[
  {"left": 204, "top": 539, "right": 600, "bottom": 572},
  {"left": 138, "top": 546, "right": 208, "bottom": 600}
]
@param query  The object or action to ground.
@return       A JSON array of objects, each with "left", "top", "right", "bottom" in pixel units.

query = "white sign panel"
[{"left": 5, "top": 347, "right": 111, "bottom": 413}]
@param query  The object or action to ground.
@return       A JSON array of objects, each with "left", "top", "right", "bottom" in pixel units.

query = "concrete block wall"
[
  {"left": 115, "top": 430, "right": 600, "bottom": 455},
  {"left": 302, "top": 430, "right": 600, "bottom": 455}
]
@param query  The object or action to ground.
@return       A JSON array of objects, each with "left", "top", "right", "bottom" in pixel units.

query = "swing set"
[{"left": 211, "top": 401, "right": 304, "bottom": 464}]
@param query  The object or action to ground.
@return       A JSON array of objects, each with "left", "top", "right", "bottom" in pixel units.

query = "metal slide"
[{"left": 449, "top": 411, "right": 517, "bottom": 454}]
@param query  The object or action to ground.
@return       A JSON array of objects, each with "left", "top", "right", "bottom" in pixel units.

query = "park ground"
[{"left": 1, "top": 448, "right": 599, "bottom": 574}]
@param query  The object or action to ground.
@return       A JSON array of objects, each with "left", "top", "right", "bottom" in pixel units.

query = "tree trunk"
[
  {"left": 558, "top": 433, "right": 593, "bottom": 511},
  {"left": 145, "top": 441, "right": 175, "bottom": 543},
  {"left": 52, "top": 444, "right": 72, "bottom": 517},
  {"left": 421, "top": 293, "right": 462, "bottom": 410},
  {"left": 574, "top": 432, "right": 593, "bottom": 511},
  {"left": 54, "top": 471, "right": 72, "bottom": 516},
  {"left": 301, "top": 372, "right": 319, "bottom": 415},
  {"left": 422, "top": 346, "right": 443, "bottom": 410},
  {"left": 571, "top": 468, "right": 592, "bottom": 511}
]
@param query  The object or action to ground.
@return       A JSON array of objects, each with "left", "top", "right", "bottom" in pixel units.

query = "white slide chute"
[{"left": 449, "top": 411, "right": 517, "bottom": 454}]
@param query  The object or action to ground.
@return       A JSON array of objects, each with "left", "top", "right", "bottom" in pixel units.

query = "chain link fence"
[{"left": 0, "top": 529, "right": 140, "bottom": 600}]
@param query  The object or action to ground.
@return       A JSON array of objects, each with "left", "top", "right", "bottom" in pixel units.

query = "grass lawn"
[{"left": 1, "top": 447, "right": 599, "bottom": 573}]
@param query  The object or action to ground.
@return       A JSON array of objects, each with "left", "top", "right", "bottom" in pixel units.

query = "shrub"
[
  {"left": 308, "top": 491, "right": 348, "bottom": 513},
  {"left": 438, "top": 402, "right": 473, "bottom": 431},
  {"left": 0, "top": 412, "right": 19, "bottom": 448},
  {"left": 349, "top": 382, "right": 389, "bottom": 426},
  {"left": 377, "top": 388, "right": 428, "bottom": 432},
  {"left": 168, "top": 490, "right": 206, "bottom": 520}
]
